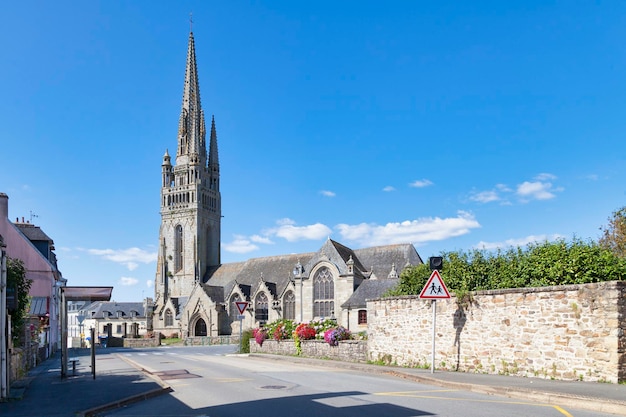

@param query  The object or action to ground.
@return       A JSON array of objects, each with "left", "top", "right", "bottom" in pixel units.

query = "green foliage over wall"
[
  {"left": 7, "top": 257, "right": 32, "bottom": 342},
  {"left": 387, "top": 238, "right": 626, "bottom": 297}
]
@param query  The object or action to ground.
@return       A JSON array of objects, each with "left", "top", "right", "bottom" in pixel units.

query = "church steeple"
[{"left": 155, "top": 27, "right": 222, "bottom": 314}]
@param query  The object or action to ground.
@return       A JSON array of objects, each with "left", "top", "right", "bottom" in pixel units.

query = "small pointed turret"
[{"left": 208, "top": 115, "right": 219, "bottom": 172}]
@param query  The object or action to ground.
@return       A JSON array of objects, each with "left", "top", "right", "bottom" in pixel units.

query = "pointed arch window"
[
  {"left": 174, "top": 225, "right": 183, "bottom": 272},
  {"left": 164, "top": 309, "right": 174, "bottom": 327},
  {"left": 255, "top": 292, "right": 268, "bottom": 323},
  {"left": 283, "top": 291, "right": 295, "bottom": 320},
  {"left": 229, "top": 294, "right": 241, "bottom": 318},
  {"left": 313, "top": 267, "right": 334, "bottom": 318}
]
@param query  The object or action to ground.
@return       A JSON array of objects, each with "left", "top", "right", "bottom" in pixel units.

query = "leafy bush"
[
  {"left": 240, "top": 329, "right": 253, "bottom": 353},
  {"left": 294, "top": 323, "right": 316, "bottom": 340},
  {"left": 265, "top": 319, "right": 296, "bottom": 341},
  {"left": 324, "top": 326, "right": 351, "bottom": 346},
  {"left": 253, "top": 327, "right": 268, "bottom": 346}
]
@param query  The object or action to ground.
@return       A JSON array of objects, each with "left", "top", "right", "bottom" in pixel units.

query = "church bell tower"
[{"left": 154, "top": 29, "right": 221, "bottom": 310}]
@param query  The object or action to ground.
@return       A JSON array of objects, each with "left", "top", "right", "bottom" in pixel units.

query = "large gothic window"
[
  {"left": 313, "top": 267, "right": 334, "bottom": 318},
  {"left": 164, "top": 309, "right": 173, "bottom": 327},
  {"left": 230, "top": 294, "right": 241, "bottom": 318},
  {"left": 174, "top": 225, "right": 183, "bottom": 272},
  {"left": 283, "top": 291, "right": 295, "bottom": 320},
  {"left": 255, "top": 292, "right": 268, "bottom": 323}
]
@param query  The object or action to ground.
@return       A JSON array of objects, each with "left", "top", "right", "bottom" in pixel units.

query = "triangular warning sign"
[
  {"left": 235, "top": 301, "right": 249, "bottom": 315},
  {"left": 419, "top": 270, "right": 451, "bottom": 299}
]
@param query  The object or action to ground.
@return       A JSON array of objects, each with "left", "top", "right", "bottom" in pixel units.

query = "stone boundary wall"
[
  {"left": 368, "top": 281, "right": 626, "bottom": 383},
  {"left": 250, "top": 339, "right": 367, "bottom": 363},
  {"left": 123, "top": 337, "right": 160, "bottom": 348},
  {"left": 184, "top": 335, "right": 238, "bottom": 346}
]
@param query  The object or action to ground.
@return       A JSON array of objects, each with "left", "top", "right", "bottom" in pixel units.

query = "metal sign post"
[
  {"left": 235, "top": 301, "right": 249, "bottom": 352},
  {"left": 431, "top": 300, "right": 436, "bottom": 373},
  {"left": 419, "top": 270, "right": 450, "bottom": 374}
]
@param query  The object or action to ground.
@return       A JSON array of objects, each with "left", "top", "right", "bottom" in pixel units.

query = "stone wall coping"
[{"left": 369, "top": 280, "right": 625, "bottom": 302}]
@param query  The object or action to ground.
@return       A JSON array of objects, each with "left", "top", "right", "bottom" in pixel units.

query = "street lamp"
[{"left": 293, "top": 261, "right": 303, "bottom": 322}]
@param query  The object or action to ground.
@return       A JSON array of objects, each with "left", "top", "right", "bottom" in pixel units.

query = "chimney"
[{"left": 0, "top": 193, "right": 8, "bottom": 220}]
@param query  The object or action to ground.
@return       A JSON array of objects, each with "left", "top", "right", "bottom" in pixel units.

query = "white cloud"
[
  {"left": 496, "top": 183, "right": 512, "bottom": 192},
  {"left": 535, "top": 173, "right": 557, "bottom": 181},
  {"left": 222, "top": 235, "right": 260, "bottom": 254},
  {"left": 320, "top": 190, "right": 336, "bottom": 197},
  {"left": 516, "top": 173, "right": 563, "bottom": 202},
  {"left": 336, "top": 211, "right": 480, "bottom": 246},
  {"left": 516, "top": 181, "right": 555, "bottom": 201},
  {"left": 146, "top": 280, "right": 154, "bottom": 288},
  {"left": 85, "top": 247, "right": 157, "bottom": 270},
  {"left": 119, "top": 277, "right": 138, "bottom": 286},
  {"left": 250, "top": 234, "right": 274, "bottom": 244},
  {"left": 409, "top": 179, "right": 433, "bottom": 188},
  {"left": 469, "top": 190, "right": 500, "bottom": 203},
  {"left": 276, "top": 218, "right": 296, "bottom": 226},
  {"left": 273, "top": 221, "right": 332, "bottom": 242},
  {"left": 474, "top": 234, "right": 565, "bottom": 250},
  {"left": 382, "top": 186, "right": 396, "bottom": 192}
]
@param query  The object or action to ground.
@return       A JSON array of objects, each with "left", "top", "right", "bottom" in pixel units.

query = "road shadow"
[{"left": 103, "top": 389, "right": 435, "bottom": 417}]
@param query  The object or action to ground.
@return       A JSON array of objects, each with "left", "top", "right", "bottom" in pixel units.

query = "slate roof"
[
  {"left": 200, "top": 239, "right": 422, "bottom": 306},
  {"left": 14, "top": 223, "right": 53, "bottom": 243},
  {"left": 341, "top": 279, "right": 399, "bottom": 309},
  {"left": 84, "top": 301, "right": 146, "bottom": 319},
  {"left": 172, "top": 297, "right": 189, "bottom": 319}
]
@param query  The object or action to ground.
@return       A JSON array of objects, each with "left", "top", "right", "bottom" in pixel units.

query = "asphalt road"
[{"left": 100, "top": 346, "right": 617, "bottom": 417}]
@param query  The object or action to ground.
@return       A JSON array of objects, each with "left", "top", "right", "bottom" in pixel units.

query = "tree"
[
  {"left": 599, "top": 206, "right": 626, "bottom": 258},
  {"left": 7, "top": 257, "right": 32, "bottom": 343}
]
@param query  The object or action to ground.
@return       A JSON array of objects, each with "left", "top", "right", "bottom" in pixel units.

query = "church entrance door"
[{"left": 194, "top": 318, "right": 207, "bottom": 336}]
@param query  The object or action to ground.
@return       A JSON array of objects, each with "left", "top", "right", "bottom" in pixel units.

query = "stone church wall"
[{"left": 368, "top": 281, "right": 626, "bottom": 383}]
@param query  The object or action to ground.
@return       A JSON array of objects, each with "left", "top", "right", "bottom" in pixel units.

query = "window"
[
  {"left": 313, "top": 267, "right": 334, "bottom": 318},
  {"left": 255, "top": 292, "right": 268, "bottom": 323},
  {"left": 230, "top": 294, "right": 241, "bottom": 318},
  {"left": 116, "top": 325, "right": 122, "bottom": 333},
  {"left": 283, "top": 291, "right": 295, "bottom": 320},
  {"left": 174, "top": 225, "right": 183, "bottom": 271},
  {"left": 164, "top": 309, "right": 174, "bottom": 327},
  {"left": 358, "top": 309, "right": 367, "bottom": 325}
]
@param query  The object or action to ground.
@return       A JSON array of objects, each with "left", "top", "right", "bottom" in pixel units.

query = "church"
[{"left": 152, "top": 30, "right": 423, "bottom": 339}]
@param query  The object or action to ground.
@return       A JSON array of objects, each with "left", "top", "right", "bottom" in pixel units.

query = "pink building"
[{"left": 0, "top": 193, "right": 64, "bottom": 359}]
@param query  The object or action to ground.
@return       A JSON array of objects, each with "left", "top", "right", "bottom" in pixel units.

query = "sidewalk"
[
  {"left": 0, "top": 348, "right": 170, "bottom": 417},
  {"left": 250, "top": 354, "right": 626, "bottom": 416},
  {"left": 2, "top": 348, "right": 626, "bottom": 416}
]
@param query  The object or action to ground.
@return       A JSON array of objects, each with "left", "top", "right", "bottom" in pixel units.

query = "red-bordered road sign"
[
  {"left": 235, "top": 301, "right": 249, "bottom": 315},
  {"left": 419, "top": 270, "right": 451, "bottom": 299}
]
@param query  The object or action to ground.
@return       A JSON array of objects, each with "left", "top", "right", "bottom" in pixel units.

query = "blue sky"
[{"left": 1, "top": 1, "right": 625, "bottom": 302}]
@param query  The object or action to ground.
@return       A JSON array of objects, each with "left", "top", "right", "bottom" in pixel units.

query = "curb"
[{"left": 76, "top": 354, "right": 173, "bottom": 417}]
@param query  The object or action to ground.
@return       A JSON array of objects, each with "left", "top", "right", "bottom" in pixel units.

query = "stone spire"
[
  {"left": 208, "top": 115, "right": 219, "bottom": 169},
  {"left": 177, "top": 30, "right": 206, "bottom": 167}
]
